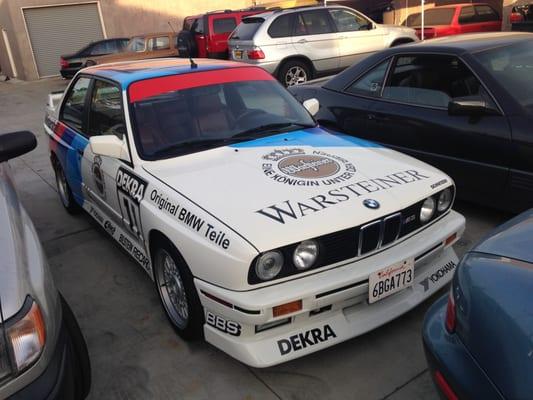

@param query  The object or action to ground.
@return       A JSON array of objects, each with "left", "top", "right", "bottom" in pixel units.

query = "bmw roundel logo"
[{"left": 363, "top": 199, "right": 380, "bottom": 210}]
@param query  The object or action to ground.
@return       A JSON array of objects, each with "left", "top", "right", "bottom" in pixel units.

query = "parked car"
[
  {"left": 88, "top": 33, "right": 178, "bottom": 65},
  {"left": 60, "top": 38, "right": 129, "bottom": 78},
  {"left": 423, "top": 209, "right": 533, "bottom": 400},
  {"left": 289, "top": 32, "right": 533, "bottom": 212},
  {"left": 44, "top": 58, "right": 464, "bottom": 367},
  {"left": 510, "top": 3, "right": 533, "bottom": 31},
  {"left": 0, "top": 131, "right": 91, "bottom": 399},
  {"left": 178, "top": 8, "right": 265, "bottom": 59},
  {"left": 228, "top": 5, "right": 418, "bottom": 86},
  {"left": 405, "top": 3, "right": 501, "bottom": 39}
]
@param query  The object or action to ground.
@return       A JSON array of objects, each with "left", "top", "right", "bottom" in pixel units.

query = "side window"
[
  {"left": 87, "top": 80, "right": 125, "bottom": 138},
  {"left": 345, "top": 60, "right": 390, "bottom": 97},
  {"left": 60, "top": 77, "right": 91, "bottom": 132},
  {"left": 459, "top": 6, "right": 476, "bottom": 24},
  {"left": 382, "top": 55, "right": 494, "bottom": 109},
  {"left": 475, "top": 5, "right": 499, "bottom": 22},
  {"left": 192, "top": 18, "right": 205, "bottom": 34},
  {"left": 128, "top": 37, "right": 145, "bottom": 52},
  {"left": 88, "top": 42, "right": 107, "bottom": 56},
  {"left": 268, "top": 14, "right": 293, "bottom": 38},
  {"left": 213, "top": 18, "right": 237, "bottom": 34},
  {"left": 330, "top": 9, "right": 372, "bottom": 32},
  {"left": 147, "top": 36, "right": 170, "bottom": 51},
  {"left": 299, "top": 10, "right": 334, "bottom": 35}
]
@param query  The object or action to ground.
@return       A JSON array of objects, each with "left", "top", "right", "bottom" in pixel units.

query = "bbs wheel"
[
  {"left": 153, "top": 239, "right": 204, "bottom": 340},
  {"left": 279, "top": 60, "right": 311, "bottom": 87},
  {"left": 53, "top": 160, "right": 80, "bottom": 214}
]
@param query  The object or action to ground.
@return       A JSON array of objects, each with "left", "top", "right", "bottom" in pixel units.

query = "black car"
[
  {"left": 60, "top": 38, "right": 129, "bottom": 78},
  {"left": 290, "top": 32, "right": 533, "bottom": 213}
]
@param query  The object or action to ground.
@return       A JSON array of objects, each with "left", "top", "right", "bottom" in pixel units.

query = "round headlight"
[
  {"left": 293, "top": 240, "right": 319, "bottom": 270},
  {"left": 255, "top": 251, "right": 284, "bottom": 281},
  {"left": 438, "top": 188, "right": 453, "bottom": 212},
  {"left": 420, "top": 197, "right": 436, "bottom": 224}
]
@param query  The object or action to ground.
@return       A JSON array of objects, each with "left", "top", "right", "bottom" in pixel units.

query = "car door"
[
  {"left": 292, "top": 9, "right": 339, "bottom": 73},
  {"left": 209, "top": 15, "right": 237, "bottom": 57},
  {"left": 364, "top": 53, "right": 511, "bottom": 205},
  {"left": 329, "top": 8, "right": 386, "bottom": 69},
  {"left": 80, "top": 78, "right": 145, "bottom": 247},
  {"left": 56, "top": 76, "right": 92, "bottom": 204}
]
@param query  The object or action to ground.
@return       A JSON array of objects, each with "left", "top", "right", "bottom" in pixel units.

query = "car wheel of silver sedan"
[
  {"left": 153, "top": 239, "right": 204, "bottom": 340},
  {"left": 279, "top": 60, "right": 311, "bottom": 87}
]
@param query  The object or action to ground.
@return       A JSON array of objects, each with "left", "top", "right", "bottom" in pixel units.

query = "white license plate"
[
  {"left": 234, "top": 50, "right": 243, "bottom": 59},
  {"left": 368, "top": 258, "right": 414, "bottom": 304}
]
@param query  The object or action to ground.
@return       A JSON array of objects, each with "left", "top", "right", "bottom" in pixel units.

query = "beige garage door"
[{"left": 23, "top": 3, "right": 104, "bottom": 77}]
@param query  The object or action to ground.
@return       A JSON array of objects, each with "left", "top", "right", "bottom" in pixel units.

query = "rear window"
[
  {"left": 230, "top": 17, "right": 264, "bottom": 40},
  {"left": 405, "top": 8, "right": 455, "bottom": 27}
]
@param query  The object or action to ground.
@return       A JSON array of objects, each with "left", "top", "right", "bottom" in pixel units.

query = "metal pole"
[{"left": 421, "top": 0, "right": 425, "bottom": 40}]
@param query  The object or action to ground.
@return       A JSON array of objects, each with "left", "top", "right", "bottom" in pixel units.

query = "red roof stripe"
[{"left": 128, "top": 67, "right": 275, "bottom": 103}]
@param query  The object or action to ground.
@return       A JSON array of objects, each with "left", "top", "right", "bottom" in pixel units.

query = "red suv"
[
  {"left": 405, "top": 3, "right": 501, "bottom": 39},
  {"left": 178, "top": 8, "right": 265, "bottom": 59}
]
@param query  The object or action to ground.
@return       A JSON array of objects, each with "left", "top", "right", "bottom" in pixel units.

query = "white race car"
[{"left": 45, "top": 59, "right": 465, "bottom": 367}]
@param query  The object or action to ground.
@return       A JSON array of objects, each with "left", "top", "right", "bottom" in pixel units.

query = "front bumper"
[
  {"left": 422, "top": 295, "right": 504, "bottom": 400},
  {"left": 196, "top": 210, "right": 465, "bottom": 367}
]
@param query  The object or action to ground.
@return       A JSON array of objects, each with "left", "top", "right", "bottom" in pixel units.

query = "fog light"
[
  {"left": 273, "top": 300, "right": 302, "bottom": 317},
  {"left": 255, "top": 317, "right": 291, "bottom": 333}
]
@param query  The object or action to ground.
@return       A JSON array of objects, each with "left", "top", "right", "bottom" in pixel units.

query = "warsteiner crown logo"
[{"left": 262, "top": 148, "right": 356, "bottom": 187}]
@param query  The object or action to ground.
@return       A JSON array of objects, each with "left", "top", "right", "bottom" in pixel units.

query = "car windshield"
[
  {"left": 126, "top": 37, "right": 145, "bottom": 52},
  {"left": 129, "top": 73, "right": 315, "bottom": 160},
  {"left": 474, "top": 41, "right": 533, "bottom": 115},
  {"left": 405, "top": 8, "right": 455, "bottom": 26}
]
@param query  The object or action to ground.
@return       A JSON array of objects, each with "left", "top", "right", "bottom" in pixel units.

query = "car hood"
[{"left": 143, "top": 128, "right": 451, "bottom": 251}]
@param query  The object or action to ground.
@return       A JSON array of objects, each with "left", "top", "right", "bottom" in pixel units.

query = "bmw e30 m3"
[{"left": 44, "top": 58, "right": 465, "bottom": 367}]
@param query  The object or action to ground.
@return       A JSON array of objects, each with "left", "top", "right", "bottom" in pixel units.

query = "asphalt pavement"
[{"left": 0, "top": 77, "right": 512, "bottom": 400}]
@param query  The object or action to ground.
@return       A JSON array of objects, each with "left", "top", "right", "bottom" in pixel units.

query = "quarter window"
[
  {"left": 127, "top": 37, "right": 145, "bottom": 52},
  {"left": 60, "top": 77, "right": 91, "bottom": 132},
  {"left": 475, "top": 5, "right": 499, "bottom": 22},
  {"left": 87, "top": 80, "right": 125, "bottom": 138},
  {"left": 298, "top": 10, "right": 334, "bottom": 35},
  {"left": 147, "top": 36, "right": 170, "bottom": 51},
  {"left": 346, "top": 60, "right": 390, "bottom": 97},
  {"left": 213, "top": 18, "right": 237, "bottom": 34},
  {"left": 382, "top": 55, "right": 494, "bottom": 109},
  {"left": 459, "top": 6, "right": 476, "bottom": 24},
  {"left": 330, "top": 9, "right": 372, "bottom": 32},
  {"left": 268, "top": 14, "right": 293, "bottom": 38}
]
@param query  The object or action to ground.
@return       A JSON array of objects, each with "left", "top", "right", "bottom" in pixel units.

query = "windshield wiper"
[
  {"left": 150, "top": 138, "right": 238, "bottom": 157},
  {"left": 232, "top": 122, "right": 315, "bottom": 139}
]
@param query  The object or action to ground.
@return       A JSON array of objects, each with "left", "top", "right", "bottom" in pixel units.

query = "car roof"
[
  {"left": 82, "top": 58, "right": 256, "bottom": 88},
  {"left": 246, "top": 4, "right": 355, "bottom": 20},
  {"left": 410, "top": 32, "right": 531, "bottom": 53}
]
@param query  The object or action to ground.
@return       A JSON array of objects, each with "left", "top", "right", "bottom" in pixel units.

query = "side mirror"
[
  {"left": 303, "top": 98, "right": 320, "bottom": 116},
  {"left": 0, "top": 131, "right": 37, "bottom": 163},
  {"left": 448, "top": 98, "right": 500, "bottom": 116},
  {"left": 90, "top": 135, "right": 130, "bottom": 162}
]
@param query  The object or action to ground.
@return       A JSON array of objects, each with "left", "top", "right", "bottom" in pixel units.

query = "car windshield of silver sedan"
[
  {"left": 475, "top": 41, "right": 533, "bottom": 114},
  {"left": 130, "top": 79, "right": 316, "bottom": 160}
]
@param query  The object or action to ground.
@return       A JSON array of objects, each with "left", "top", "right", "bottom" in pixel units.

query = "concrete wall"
[{"left": 0, "top": 0, "right": 254, "bottom": 80}]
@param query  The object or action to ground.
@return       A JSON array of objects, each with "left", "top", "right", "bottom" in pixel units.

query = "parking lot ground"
[{"left": 0, "top": 77, "right": 513, "bottom": 400}]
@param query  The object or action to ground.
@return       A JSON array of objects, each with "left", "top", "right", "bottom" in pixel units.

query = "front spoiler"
[{"left": 196, "top": 210, "right": 465, "bottom": 367}]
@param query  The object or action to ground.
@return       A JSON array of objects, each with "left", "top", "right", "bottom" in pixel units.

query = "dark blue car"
[{"left": 423, "top": 209, "right": 533, "bottom": 400}]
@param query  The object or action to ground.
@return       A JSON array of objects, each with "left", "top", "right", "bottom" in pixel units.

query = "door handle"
[{"left": 296, "top": 39, "right": 307, "bottom": 44}]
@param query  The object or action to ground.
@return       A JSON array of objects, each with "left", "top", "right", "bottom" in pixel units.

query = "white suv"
[{"left": 229, "top": 6, "right": 418, "bottom": 86}]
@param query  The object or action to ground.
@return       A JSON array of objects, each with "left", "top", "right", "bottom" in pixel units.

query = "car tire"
[
  {"left": 53, "top": 160, "right": 81, "bottom": 214},
  {"left": 278, "top": 60, "right": 312, "bottom": 87},
  {"left": 60, "top": 293, "right": 91, "bottom": 399},
  {"left": 153, "top": 238, "right": 204, "bottom": 340}
]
